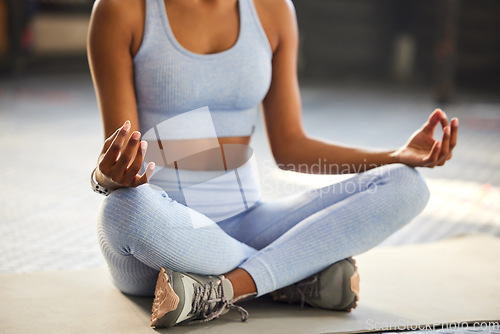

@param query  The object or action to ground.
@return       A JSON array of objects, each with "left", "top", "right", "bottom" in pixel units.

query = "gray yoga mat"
[{"left": 1, "top": 234, "right": 499, "bottom": 334}]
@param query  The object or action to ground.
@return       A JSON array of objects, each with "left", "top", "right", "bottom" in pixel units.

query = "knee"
[
  {"left": 101, "top": 184, "right": 168, "bottom": 217},
  {"left": 97, "top": 184, "right": 169, "bottom": 239},
  {"left": 389, "top": 164, "right": 430, "bottom": 211},
  {"left": 108, "top": 182, "right": 167, "bottom": 205}
]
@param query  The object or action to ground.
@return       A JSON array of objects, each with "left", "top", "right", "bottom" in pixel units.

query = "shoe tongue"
[
  {"left": 179, "top": 275, "right": 233, "bottom": 324},
  {"left": 221, "top": 278, "right": 234, "bottom": 301}
]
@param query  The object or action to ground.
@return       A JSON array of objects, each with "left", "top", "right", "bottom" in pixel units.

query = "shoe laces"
[{"left": 183, "top": 278, "right": 250, "bottom": 325}]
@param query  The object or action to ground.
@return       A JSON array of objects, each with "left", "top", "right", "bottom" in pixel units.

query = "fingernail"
[
  {"left": 146, "top": 162, "right": 155, "bottom": 179},
  {"left": 140, "top": 141, "right": 147, "bottom": 154},
  {"left": 446, "top": 126, "right": 451, "bottom": 134},
  {"left": 131, "top": 131, "right": 140, "bottom": 140},
  {"left": 123, "top": 120, "right": 131, "bottom": 131}
]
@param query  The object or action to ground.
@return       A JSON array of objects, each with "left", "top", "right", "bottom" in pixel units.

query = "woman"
[{"left": 88, "top": 0, "right": 458, "bottom": 328}]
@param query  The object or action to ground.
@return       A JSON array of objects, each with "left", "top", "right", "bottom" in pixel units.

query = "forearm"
[{"left": 275, "top": 135, "right": 400, "bottom": 174}]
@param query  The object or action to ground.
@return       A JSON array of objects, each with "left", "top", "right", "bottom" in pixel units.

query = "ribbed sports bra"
[{"left": 133, "top": 0, "right": 273, "bottom": 139}]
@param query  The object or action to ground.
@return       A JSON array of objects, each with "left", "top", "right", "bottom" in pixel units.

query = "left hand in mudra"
[{"left": 394, "top": 108, "right": 459, "bottom": 168}]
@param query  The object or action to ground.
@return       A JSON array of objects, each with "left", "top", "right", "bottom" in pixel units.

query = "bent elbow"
[{"left": 271, "top": 150, "right": 292, "bottom": 170}]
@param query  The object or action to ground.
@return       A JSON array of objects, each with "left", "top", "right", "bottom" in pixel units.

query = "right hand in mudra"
[{"left": 95, "top": 120, "right": 155, "bottom": 190}]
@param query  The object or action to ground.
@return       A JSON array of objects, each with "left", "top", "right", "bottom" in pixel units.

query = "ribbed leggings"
[{"left": 97, "top": 163, "right": 429, "bottom": 296}]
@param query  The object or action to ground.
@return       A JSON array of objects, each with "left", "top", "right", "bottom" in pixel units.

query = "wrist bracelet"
[{"left": 91, "top": 167, "right": 111, "bottom": 196}]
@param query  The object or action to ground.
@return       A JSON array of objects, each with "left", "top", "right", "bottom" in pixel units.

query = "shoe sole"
[
  {"left": 150, "top": 268, "right": 180, "bottom": 328},
  {"left": 344, "top": 257, "right": 359, "bottom": 312}
]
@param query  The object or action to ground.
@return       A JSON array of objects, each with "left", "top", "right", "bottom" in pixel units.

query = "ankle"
[{"left": 224, "top": 268, "right": 257, "bottom": 300}]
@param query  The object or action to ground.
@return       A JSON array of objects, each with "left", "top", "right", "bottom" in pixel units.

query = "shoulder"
[
  {"left": 89, "top": 0, "right": 145, "bottom": 54},
  {"left": 253, "top": 0, "right": 298, "bottom": 53},
  {"left": 253, "top": 0, "right": 295, "bottom": 18},
  {"left": 91, "top": 0, "right": 143, "bottom": 21}
]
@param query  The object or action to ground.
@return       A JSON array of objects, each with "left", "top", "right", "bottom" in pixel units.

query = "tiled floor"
[{"left": 1, "top": 71, "right": 499, "bottom": 273}]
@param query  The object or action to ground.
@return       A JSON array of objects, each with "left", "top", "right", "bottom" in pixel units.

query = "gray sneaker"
[
  {"left": 271, "top": 257, "right": 359, "bottom": 311},
  {"left": 150, "top": 268, "right": 252, "bottom": 328}
]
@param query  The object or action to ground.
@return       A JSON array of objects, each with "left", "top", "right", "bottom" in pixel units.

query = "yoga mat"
[{"left": 1, "top": 234, "right": 498, "bottom": 334}]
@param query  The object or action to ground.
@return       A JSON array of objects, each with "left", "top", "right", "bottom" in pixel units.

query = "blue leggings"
[{"left": 97, "top": 164, "right": 429, "bottom": 297}]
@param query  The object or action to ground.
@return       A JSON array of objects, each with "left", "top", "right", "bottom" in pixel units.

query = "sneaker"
[
  {"left": 271, "top": 257, "right": 359, "bottom": 311},
  {"left": 150, "top": 268, "right": 253, "bottom": 328}
]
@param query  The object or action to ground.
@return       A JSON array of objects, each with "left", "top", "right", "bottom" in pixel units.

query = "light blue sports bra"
[{"left": 134, "top": 0, "right": 273, "bottom": 139}]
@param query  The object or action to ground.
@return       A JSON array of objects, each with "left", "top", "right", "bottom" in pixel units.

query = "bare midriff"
[{"left": 145, "top": 135, "right": 252, "bottom": 171}]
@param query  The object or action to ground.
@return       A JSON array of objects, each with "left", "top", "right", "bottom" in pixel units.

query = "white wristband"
[{"left": 91, "top": 167, "right": 112, "bottom": 196}]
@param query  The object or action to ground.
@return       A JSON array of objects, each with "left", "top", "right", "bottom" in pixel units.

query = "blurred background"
[
  {"left": 2, "top": 0, "right": 500, "bottom": 97},
  {"left": 0, "top": 0, "right": 499, "bottom": 273}
]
